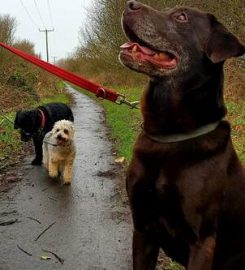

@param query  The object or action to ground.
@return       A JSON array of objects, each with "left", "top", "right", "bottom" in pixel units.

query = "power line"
[
  {"left": 19, "top": 0, "right": 40, "bottom": 28},
  {"left": 33, "top": 0, "right": 46, "bottom": 28},
  {"left": 47, "top": 0, "right": 54, "bottom": 28},
  {"left": 46, "top": 0, "right": 57, "bottom": 61}
]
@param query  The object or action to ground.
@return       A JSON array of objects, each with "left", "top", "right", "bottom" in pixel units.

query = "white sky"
[{"left": 0, "top": 0, "right": 92, "bottom": 62}]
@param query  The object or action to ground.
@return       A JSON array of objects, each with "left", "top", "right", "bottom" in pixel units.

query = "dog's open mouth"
[
  {"left": 120, "top": 42, "right": 177, "bottom": 69},
  {"left": 56, "top": 137, "right": 67, "bottom": 146}
]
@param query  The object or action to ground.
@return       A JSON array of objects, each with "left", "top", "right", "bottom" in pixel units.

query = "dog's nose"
[{"left": 126, "top": 0, "right": 142, "bottom": 11}]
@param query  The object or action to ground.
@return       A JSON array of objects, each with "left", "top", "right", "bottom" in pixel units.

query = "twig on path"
[
  {"left": 0, "top": 219, "right": 19, "bottom": 226},
  {"left": 27, "top": 216, "right": 42, "bottom": 224},
  {"left": 34, "top": 222, "right": 56, "bottom": 241},
  {"left": 17, "top": 244, "right": 32, "bottom": 256},
  {"left": 42, "top": 249, "right": 64, "bottom": 264},
  {"left": 48, "top": 197, "right": 57, "bottom": 202},
  {"left": 0, "top": 210, "right": 17, "bottom": 217}
]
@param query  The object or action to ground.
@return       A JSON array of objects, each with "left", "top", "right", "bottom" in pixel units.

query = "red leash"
[{"left": 0, "top": 42, "right": 139, "bottom": 108}]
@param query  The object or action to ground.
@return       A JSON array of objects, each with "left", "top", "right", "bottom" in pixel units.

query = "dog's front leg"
[
  {"left": 42, "top": 143, "right": 49, "bottom": 170},
  {"left": 63, "top": 158, "right": 74, "bottom": 184},
  {"left": 127, "top": 178, "right": 160, "bottom": 269},
  {"left": 32, "top": 135, "right": 43, "bottom": 165},
  {"left": 48, "top": 158, "right": 59, "bottom": 178},
  {"left": 187, "top": 205, "right": 218, "bottom": 270},
  {"left": 133, "top": 230, "right": 159, "bottom": 270},
  {"left": 188, "top": 234, "right": 216, "bottom": 270}
]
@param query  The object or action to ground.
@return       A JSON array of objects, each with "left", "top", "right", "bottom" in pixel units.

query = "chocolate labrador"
[{"left": 119, "top": 1, "right": 245, "bottom": 269}]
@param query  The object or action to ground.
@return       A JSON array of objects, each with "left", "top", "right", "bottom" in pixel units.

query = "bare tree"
[{"left": 0, "top": 14, "right": 16, "bottom": 44}]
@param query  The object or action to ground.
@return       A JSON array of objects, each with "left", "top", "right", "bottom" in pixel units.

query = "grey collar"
[
  {"left": 144, "top": 122, "right": 220, "bottom": 143},
  {"left": 43, "top": 140, "right": 58, "bottom": 147}
]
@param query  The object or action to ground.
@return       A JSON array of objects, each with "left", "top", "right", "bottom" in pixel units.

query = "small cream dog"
[{"left": 43, "top": 120, "right": 76, "bottom": 184}]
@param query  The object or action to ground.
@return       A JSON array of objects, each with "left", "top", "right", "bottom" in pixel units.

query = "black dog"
[
  {"left": 14, "top": 102, "right": 74, "bottom": 165},
  {"left": 120, "top": 1, "right": 245, "bottom": 270}
]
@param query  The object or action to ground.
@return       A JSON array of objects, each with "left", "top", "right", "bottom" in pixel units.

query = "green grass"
[
  {"left": 226, "top": 100, "right": 245, "bottom": 162},
  {"left": 38, "top": 93, "right": 70, "bottom": 105},
  {"left": 0, "top": 112, "right": 20, "bottom": 162},
  {"left": 163, "top": 261, "right": 185, "bottom": 270},
  {"left": 102, "top": 86, "right": 142, "bottom": 160}
]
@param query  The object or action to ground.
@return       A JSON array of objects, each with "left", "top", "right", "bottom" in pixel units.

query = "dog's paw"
[
  {"left": 31, "top": 159, "right": 42, "bottom": 166},
  {"left": 63, "top": 181, "right": 71, "bottom": 186},
  {"left": 49, "top": 171, "right": 58, "bottom": 179},
  {"left": 63, "top": 177, "right": 71, "bottom": 185}
]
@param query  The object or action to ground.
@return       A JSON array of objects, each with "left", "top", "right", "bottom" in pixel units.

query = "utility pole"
[{"left": 39, "top": 28, "right": 54, "bottom": 62}]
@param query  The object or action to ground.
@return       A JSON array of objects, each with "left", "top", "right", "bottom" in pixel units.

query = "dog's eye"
[
  {"left": 173, "top": 12, "right": 188, "bottom": 23},
  {"left": 64, "top": 129, "right": 69, "bottom": 134},
  {"left": 56, "top": 129, "right": 60, "bottom": 132}
]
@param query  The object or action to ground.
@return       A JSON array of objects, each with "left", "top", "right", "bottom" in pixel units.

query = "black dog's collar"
[{"left": 38, "top": 108, "right": 46, "bottom": 129}]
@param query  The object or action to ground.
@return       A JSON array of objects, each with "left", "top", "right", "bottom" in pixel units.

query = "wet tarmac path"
[{"left": 0, "top": 86, "right": 132, "bottom": 270}]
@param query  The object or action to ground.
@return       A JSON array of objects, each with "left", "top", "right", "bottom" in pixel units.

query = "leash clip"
[
  {"left": 96, "top": 87, "right": 107, "bottom": 99},
  {"left": 116, "top": 94, "right": 140, "bottom": 109}
]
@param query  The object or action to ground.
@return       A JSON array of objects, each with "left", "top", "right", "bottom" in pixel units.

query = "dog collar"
[
  {"left": 38, "top": 109, "right": 46, "bottom": 129},
  {"left": 43, "top": 140, "right": 72, "bottom": 147},
  {"left": 144, "top": 121, "right": 220, "bottom": 143}
]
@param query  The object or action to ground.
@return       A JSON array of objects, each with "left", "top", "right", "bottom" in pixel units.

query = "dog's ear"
[{"left": 206, "top": 15, "right": 245, "bottom": 63}]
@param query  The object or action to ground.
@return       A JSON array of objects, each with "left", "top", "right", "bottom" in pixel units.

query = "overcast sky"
[{"left": 0, "top": 0, "right": 92, "bottom": 62}]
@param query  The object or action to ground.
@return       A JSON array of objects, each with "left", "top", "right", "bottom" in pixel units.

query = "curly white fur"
[{"left": 43, "top": 120, "right": 76, "bottom": 184}]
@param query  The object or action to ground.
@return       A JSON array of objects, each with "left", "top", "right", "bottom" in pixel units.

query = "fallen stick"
[
  {"left": 0, "top": 219, "right": 18, "bottom": 226},
  {"left": 27, "top": 216, "right": 42, "bottom": 224},
  {"left": 48, "top": 197, "right": 57, "bottom": 202},
  {"left": 34, "top": 222, "right": 56, "bottom": 241},
  {"left": 42, "top": 249, "right": 64, "bottom": 264},
  {"left": 17, "top": 245, "right": 32, "bottom": 256},
  {"left": 0, "top": 210, "right": 17, "bottom": 217}
]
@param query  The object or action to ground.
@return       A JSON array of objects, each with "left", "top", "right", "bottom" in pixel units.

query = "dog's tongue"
[
  {"left": 57, "top": 138, "right": 66, "bottom": 146},
  {"left": 57, "top": 140, "right": 63, "bottom": 145},
  {"left": 120, "top": 42, "right": 155, "bottom": 55},
  {"left": 120, "top": 42, "right": 176, "bottom": 68}
]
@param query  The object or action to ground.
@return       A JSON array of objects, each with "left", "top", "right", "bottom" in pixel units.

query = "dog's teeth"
[
  {"left": 132, "top": 45, "right": 138, "bottom": 52},
  {"left": 159, "top": 53, "right": 166, "bottom": 60},
  {"left": 153, "top": 54, "right": 158, "bottom": 59}
]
